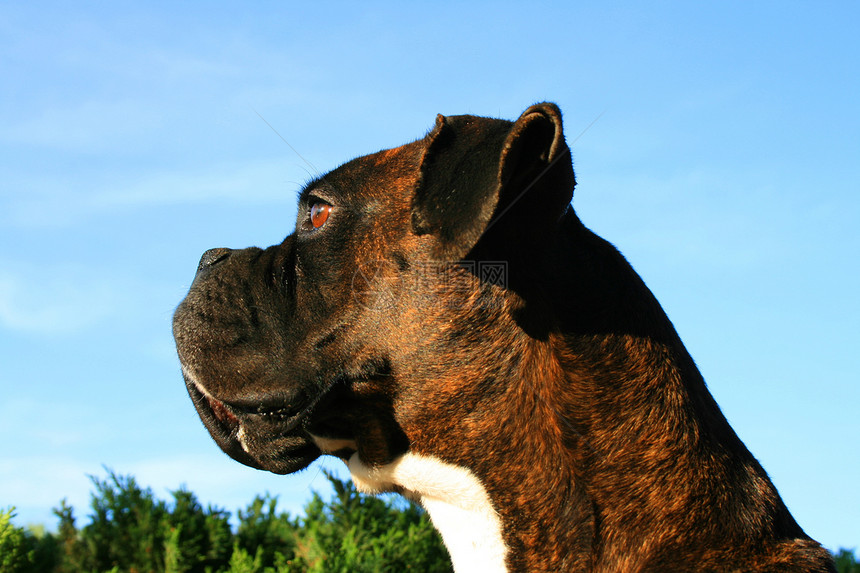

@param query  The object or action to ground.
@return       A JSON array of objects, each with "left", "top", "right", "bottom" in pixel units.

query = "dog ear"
[{"left": 411, "top": 102, "right": 575, "bottom": 261}]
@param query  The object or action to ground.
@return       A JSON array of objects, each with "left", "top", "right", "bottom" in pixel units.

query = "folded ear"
[{"left": 411, "top": 102, "right": 575, "bottom": 261}]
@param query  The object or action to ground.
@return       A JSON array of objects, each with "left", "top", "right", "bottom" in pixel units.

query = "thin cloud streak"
[{"left": 2, "top": 159, "right": 303, "bottom": 229}]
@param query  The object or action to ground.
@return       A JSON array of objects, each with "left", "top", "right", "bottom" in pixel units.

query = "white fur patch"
[
  {"left": 236, "top": 425, "right": 250, "bottom": 453},
  {"left": 347, "top": 452, "right": 508, "bottom": 573}
]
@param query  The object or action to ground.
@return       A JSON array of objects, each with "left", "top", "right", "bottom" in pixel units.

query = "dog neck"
[{"left": 316, "top": 225, "right": 802, "bottom": 570}]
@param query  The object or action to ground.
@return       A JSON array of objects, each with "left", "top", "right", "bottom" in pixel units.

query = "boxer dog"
[{"left": 173, "top": 103, "right": 834, "bottom": 572}]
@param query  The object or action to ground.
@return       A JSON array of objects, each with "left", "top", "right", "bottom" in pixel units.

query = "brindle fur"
[{"left": 173, "top": 103, "right": 834, "bottom": 572}]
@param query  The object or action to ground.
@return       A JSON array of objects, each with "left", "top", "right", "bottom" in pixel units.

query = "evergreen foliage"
[
  {"left": 0, "top": 470, "right": 451, "bottom": 572},
  {"left": 1, "top": 508, "right": 36, "bottom": 573},
  {"left": 835, "top": 548, "right": 860, "bottom": 573}
]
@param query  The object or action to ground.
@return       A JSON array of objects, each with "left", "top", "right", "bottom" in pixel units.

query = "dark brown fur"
[{"left": 173, "top": 103, "right": 834, "bottom": 572}]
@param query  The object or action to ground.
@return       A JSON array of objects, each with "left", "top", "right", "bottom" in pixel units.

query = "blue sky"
[{"left": 1, "top": 0, "right": 858, "bottom": 553}]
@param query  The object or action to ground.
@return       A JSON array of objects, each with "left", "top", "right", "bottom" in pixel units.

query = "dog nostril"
[{"left": 197, "top": 248, "right": 232, "bottom": 273}]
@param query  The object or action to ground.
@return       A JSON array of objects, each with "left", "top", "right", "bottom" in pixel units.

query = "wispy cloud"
[
  {"left": 2, "top": 158, "right": 304, "bottom": 229},
  {"left": 0, "top": 263, "right": 124, "bottom": 335},
  {"left": 0, "top": 99, "right": 166, "bottom": 154},
  {"left": 91, "top": 160, "right": 306, "bottom": 209}
]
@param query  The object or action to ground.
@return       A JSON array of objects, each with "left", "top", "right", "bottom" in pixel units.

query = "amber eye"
[{"left": 309, "top": 202, "right": 332, "bottom": 229}]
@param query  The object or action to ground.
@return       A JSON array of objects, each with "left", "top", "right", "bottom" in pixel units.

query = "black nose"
[{"left": 197, "top": 248, "right": 232, "bottom": 273}]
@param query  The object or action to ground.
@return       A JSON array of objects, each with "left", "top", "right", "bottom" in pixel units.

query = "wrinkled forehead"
[{"left": 301, "top": 137, "right": 428, "bottom": 207}]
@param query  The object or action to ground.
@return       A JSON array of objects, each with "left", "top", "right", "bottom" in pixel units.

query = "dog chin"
[{"left": 183, "top": 374, "right": 322, "bottom": 475}]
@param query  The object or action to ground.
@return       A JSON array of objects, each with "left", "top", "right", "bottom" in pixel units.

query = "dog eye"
[{"left": 309, "top": 202, "right": 332, "bottom": 229}]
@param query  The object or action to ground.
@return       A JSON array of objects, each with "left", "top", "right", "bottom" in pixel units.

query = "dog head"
[{"left": 172, "top": 103, "right": 575, "bottom": 475}]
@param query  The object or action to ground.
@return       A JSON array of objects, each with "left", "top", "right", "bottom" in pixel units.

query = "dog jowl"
[{"left": 173, "top": 103, "right": 834, "bottom": 572}]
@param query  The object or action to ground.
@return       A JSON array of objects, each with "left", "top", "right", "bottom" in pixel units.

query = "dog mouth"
[
  {"left": 192, "top": 381, "right": 315, "bottom": 432},
  {"left": 184, "top": 373, "right": 330, "bottom": 474}
]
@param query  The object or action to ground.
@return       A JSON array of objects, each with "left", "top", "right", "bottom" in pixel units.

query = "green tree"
[
  {"left": 204, "top": 506, "right": 235, "bottom": 569},
  {"left": 0, "top": 508, "right": 60, "bottom": 573},
  {"left": 835, "top": 548, "right": 860, "bottom": 573},
  {"left": 288, "top": 471, "right": 452, "bottom": 573},
  {"left": 0, "top": 508, "right": 36, "bottom": 573},
  {"left": 235, "top": 495, "right": 298, "bottom": 568},
  {"left": 164, "top": 488, "right": 233, "bottom": 572},
  {"left": 24, "top": 523, "right": 61, "bottom": 573},
  {"left": 80, "top": 471, "right": 168, "bottom": 572},
  {"left": 48, "top": 470, "right": 235, "bottom": 573},
  {"left": 53, "top": 498, "right": 87, "bottom": 573},
  {"left": 224, "top": 543, "right": 266, "bottom": 573}
]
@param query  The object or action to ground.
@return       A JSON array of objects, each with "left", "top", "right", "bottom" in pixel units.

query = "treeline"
[
  {"left": 0, "top": 470, "right": 452, "bottom": 572},
  {"left": 1, "top": 471, "right": 857, "bottom": 573}
]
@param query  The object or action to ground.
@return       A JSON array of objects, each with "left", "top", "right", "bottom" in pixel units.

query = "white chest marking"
[{"left": 347, "top": 451, "right": 508, "bottom": 573}]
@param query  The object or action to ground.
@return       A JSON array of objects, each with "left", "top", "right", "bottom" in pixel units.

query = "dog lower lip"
[{"left": 206, "top": 395, "right": 239, "bottom": 426}]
